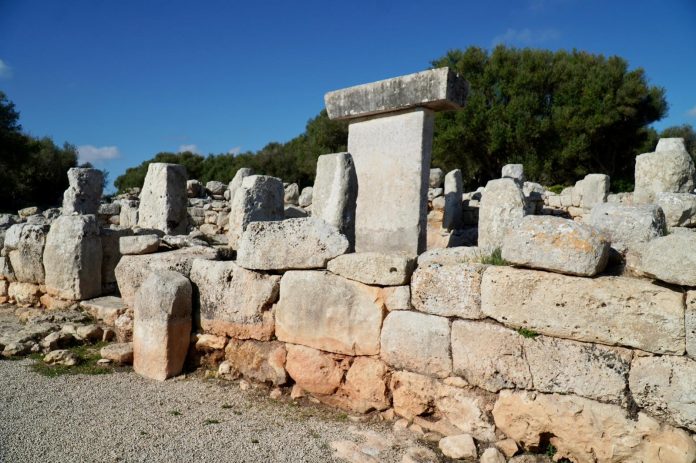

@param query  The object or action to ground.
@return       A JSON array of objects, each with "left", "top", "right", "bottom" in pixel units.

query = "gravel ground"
[{"left": 0, "top": 357, "right": 420, "bottom": 463}]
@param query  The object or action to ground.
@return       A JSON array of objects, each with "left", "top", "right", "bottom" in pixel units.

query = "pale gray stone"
[
  {"left": 62, "top": 168, "right": 103, "bottom": 215},
  {"left": 577, "top": 173, "right": 610, "bottom": 209},
  {"left": 501, "top": 215, "right": 609, "bottom": 276},
  {"left": 99, "top": 228, "right": 133, "bottom": 294},
  {"left": 416, "top": 246, "right": 483, "bottom": 267},
  {"left": 429, "top": 168, "right": 444, "bottom": 188},
  {"left": 80, "top": 296, "right": 127, "bottom": 326},
  {"left": 118, "top": 200, "right": 138, "bottom": 228},
  {"left": 186, "top": 179, "right": 203, "bottom": 198},
  {"left": 327, "top": 252, "right": 415, "bottom": 286},
  {"left": 443, "top": 169, "right": 463, "bottom": 230},
  {"left": 227, "top": 167, "right": 254, "bottom": 204},
  {"left": 382, "top": 285, "right": 411, "bottom": 311},
  {"left": 438, "top": 434, "right": 476, "bottom": 460},
  {"left": 98, "top": 202, "right": 120, "bottom": 216},
  {"left": 6, "top": 224, "right": 48, "bottom": 284},
  {"left": 284, "top": 183, "right": 299, "bottom": 205},
  {"left": 588, "top": 203, "right": 666, "bottom": 254},
  {"left": 298, "top": 186, "right": 313, "bottom": 207},
  {"left": 275, "top": 271, "right": 384, "bottom": 355},
  {"left": 236, "top": 217, "right": 349, "bottom": 271},
  {"left": 656, "top": 137, "right": 688, "bottom": 152},
  {"left": 481, "top": 266, "right": 685, "bottom": 354},
  {"left": 501, "top": 164, "right": 524, "bottom": 184},
  {"left": 100, "top": 342, "right": 133, "bottom": 364},
  {"left": 325, "top": 67, "right": 467, "bottom": 120},
  {"left": 478, "top": 178, "right": 526, "bottom": 252},
  {"left": 205, "top": 180, "right": 227, "bottom": 196},
  {"left": 411, "top": 263, "right": 486, "bottom": 318},
  {"left": 137, "top": 163, "right": 188, "bottom": 235},
  {"left": 312, "top": 152, "right": 357, "bottom": 249},
  {"left": 637, "top": 233, "right": 696, "bottom": 286},
  {"left": 227, "top": 175, "right": 284, "bottom": 249},
  {"left": 119, "top": 234, "right": 160, "bottom": 255},
  {"left": 43, "top": 215, "right": 102, "bottom": 300},
  {"left": 428, "top": 187, "right": 443, "bottom": 201},
  {"left": 655, "top": 192, "right": 696, "bottom": 227},
  {"left": 634, "top": 139, "right": 696, "bottom": 203},
  {"left": 0, "top": 256, "right": 15, "bottom": 282}
]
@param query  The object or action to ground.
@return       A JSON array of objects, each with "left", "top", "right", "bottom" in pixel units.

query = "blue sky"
[{"left": 1, "top": 0, "right": 695, "bottom": 191}]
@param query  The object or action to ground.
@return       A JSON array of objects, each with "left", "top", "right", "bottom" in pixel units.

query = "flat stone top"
[{"left": 324, "top": 67, "right": 468, "bottom": 120}]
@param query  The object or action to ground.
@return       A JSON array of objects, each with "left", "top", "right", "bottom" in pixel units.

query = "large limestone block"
[
  {"left": 43, "top": 215, "right": 102, "bottom": 300},
  {"left": 493, "top": 390, "right": 696, "bottom": 463},
  {"left": 224, "top": 339, "right": 287, "bottom": 386},
  {"left": 501, "top": 215, "right": 609, "bottom": 276},
  {"left": 451, "top": 320, "right": 631, "bottom": 403},
  {"left": 227, "top": 175, "right": 284, "bottom": 248},
  {"left": 133, "top": 271, "right": 192, "bottom": 381},
  {"left": 5, "top": 224, "right": 48, "bottom": 284},
  {"left": 481, "top": 266, "right": 685, "bottom": 354},
  {"left": 325, "top": 67, "right": 468, "bottom": 120},
  {"left": 227, "top": 167, "right": 254, "bottom": 203},
  {"left": 327, "top": 252, "right": 415, "bottom": 286},
  {"left": 478, "top": 178, "right": 526, "bottom": 252},
  {"left": 189, "top": 259, "right": 279, "bottom": 340},
  {"left": 62, "top": 168, "right": 103, "bottom": 215},
  {"left": 417, "top": 246, "right": 483, "bottom": 267},
  {"left": 312, "top": 152, "right": 358, "bottom": 248},
  {"left": 119, "top": 234, "right": 159, "bottom": 255},
  {"left": 115, "top": 246, "right": 217, "bottom": 308},
  {"left": 577, "top": 173, "right": 609, "bottom": 209},
  {"left": 236, "top": 218, "right": 349, "bottom": 270},
  {"left": 637, "top": 233, "right": 696, "bottom": 286},
  {"left": 347, "top": 109, "right": 433, "bottom": 254},
  {"left": 380, "top": 311, "right": 451, "bottom": 378},
  {"left": 80, "top": 296, "right": 127, "bottom": 326},
  {"left": 275, "top": 271, "right": 384, "bottom": 355},
  {"left": 411, "top": 263, "right": 485, "bottom": 318},
  {"left": 629, "top": 355, "right": 696, "bottom": 432},
  {"left": 655, "top": 192, "right": 696, "bottom": 227},
  {"left": 634, "top": 139, "right": 696, "bottom": 203},
  {"left": 443, "top": 169, "right": 463, "bottom": 230},
  {"left": 137, "top": 163, "right": 188, "bottom": 235},
  {"left": 588, "top": 203, "right": 666, "bottom": 254},
  {"left": 285, "top": 343, "right": 345, "bottom": 395}
]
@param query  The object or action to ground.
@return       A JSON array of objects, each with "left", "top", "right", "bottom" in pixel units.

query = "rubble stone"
[
  {"left": 119, "top": 234, "right": 160, "bottom": 255},
  {"left": 655, "top": 192, "right": 696, "bottom": 227},
  {"left": 637, "top": 233, "right": 696, "bottom": 286},
  {"left": 634, "top": 139, "right": 696, "bottom": 203},
  {"left": 224, "top": 339, "right": 287, "bottom": 385}
]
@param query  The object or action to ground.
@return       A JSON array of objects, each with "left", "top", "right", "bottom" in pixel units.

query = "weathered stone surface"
[
  {"left": 501, "top": 215, "right": 609, "bottom": 276},
  {"left": 298, "top": 186, "right": 313, "bottom": 207},
  {"left": 390, "top": 370, "right": 437, "bottom": 419},
  {"left": 189, "top": 259, "right": 279, "bottom": 341},
  {"left": 443, "top": 169, "right": 463, "bottom": 230},
  {"left": 312, "top": 152, "right": 358, "bottom": 249},
  {"left": 429, "top": 168, "right": 444, "bottom": 188},
  {"left": 480, "top": 448, "right": 506, "bottom": 463},
  {"left": 634, "top": 139, "right": 696, "bottom": 203},
  {"left": 630, "top": 355, "right": 696, "bottom": 432},
  {"left": 99, "top": 228, "right": 132, "bottom": 294},
  {"left": 688, "top": 291, "right": 696, "bottom": 359},
  {"left": 416, "top": 246, "right": 483, "bottom": 267},
  {"left": 0, "top": 256, "right": 16, "bottom": 282},
  {"left": 382, "top": 285, "right": 411, "bottom": 311},
  {"left": 62, "top": 168, "right": 103, "bottom": 215},
  {"left": 8, "top": 282, "right": 41, "bottom": 305},
  {"left": 381, "top": 311, "right": 451, "bottom": 378},
  {"left": 501, "top": 164, "right": 524, "bottom": 184},
  {"left": 118, "top": 200, "right": 138, "bottom": 228},
  {"left": 224, "top": 339, "right": 287, "bottom": 385},
  {"left": 115, "top": 246, "right": 217, "bottom": 308},
  {"left": 576, "top": 173, "right": 610, "bottom": 209},
  {"left": 637, "top": 233, "right": 696, "bottom": 286},
  {"left": 451, "top": 320, "right": 631, "bottom": 403},
  {"left": 43, "top": 215, "right": 102, "bottom": 301},
  {"left": 327, "top": 252, "right": 415, "bottom": 286},
  {"left": 80, "top": 296, "right": 127, "bottom": 326},
  {"left": 44, "top": 349, "right": 78, "bottom": 366},
  {"left": 227, "top": 167, "right": 254, "bottom": 203},
  {"left": 285, "top": 344, "right": 345, "bottom": 395},
  {"left": 236, "top": 218, "right": 349, "bottom": 270},
  {"left": 411, "top": 263, "right": 485, "bottom": 318},
  {"left": 338, "top": 357, "right": 390, "bottom": 413},
  {"left": 588, "top": 203, "right": 666, "bottom": 254},
  {"left": 284, "top": 183, "right": 299, "bottom": 205},
  {"left": 137, "top": 163, "right": 188, "bottom": 235},
  {"left": 186, "top": 179, "right": 203, "bottom": 198},
  {"left": 481, "top": 266, "right": 685, "bottom": 354},
  {"left": 133, "top": 270, "right": 192, "bottom": 381},
  {"left": 655, "top": 192, "right": 696, "bottom": 227},
  {"left": 98, "top": 202, "right": 120, "bottom": 216},
  {"left": 478, "top": 178, "right": 526, "bottom": 252},
  {"left": 275, "top": 271, "right": 383, "bottom": 355},
  {"left": 5, "top": 224, "right": 47, "bottom": 284},
  {"left": 438, "top": 434, "right": 476, "bottom": 460},
  {"left": 493, "top": 390, "right": 696, "bottom": 463},
  {"left": 205, "top": 180, "right": 227, "bottom": 196},
  {"left": 227, "top": 175, "right": 284, "bottom": 248},
  {"left": 119, "top": 234, "right": 160, "bottom": 255},
  {"left": 100, "top": 342, "right": 133, "bottom": 364},
  {"left": 347, "top": 110, "right": 433, "bottom": 255},
  {"left": 325, "top": 68, "right": 467, "bottom": 120},
  {"left": 435, "top": 383, "right": 497, "bottom": 442}
]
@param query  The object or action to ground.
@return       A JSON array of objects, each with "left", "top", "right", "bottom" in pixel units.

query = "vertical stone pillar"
[
  {"left": 325, "top": 68, "right": 468, "bottom": 255},
  {"left": 312, "top": 152, "right": 358, "bottom": 249},
  {"left": 63, "top": 168, "right": 104, "bottom": 215},
  {"left": 137, "top": 163, "right": 188, "bottom": 235}
]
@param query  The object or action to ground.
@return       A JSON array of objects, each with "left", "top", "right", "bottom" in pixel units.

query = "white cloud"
[
  {"left": 688, "top": 106, "right": 696, "bottom": 117},
  {"left": 228, "top": 146, "right": 241, "bottom": 155},
  {"left": 0, "top": 59, "right": 12, "bottom": 79},
  {"left": 178, "top": 144, "right": 200, "bottom": 154},
  {"left": 492, "top": 28, "right": 560, "bottom": 47},
  {"left": 77, "top": 145, "right": 119, "bottom": 163}
]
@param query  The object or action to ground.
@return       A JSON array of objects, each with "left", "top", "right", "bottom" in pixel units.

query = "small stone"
[
  {"left": 401, "top": 445, "right": 438, "bottom": 463},
  {"left": 438, "top": 434, "right": 477, "bottom": 460},
  {"left": 501, "top": 164, "right": 524, "bottom": 184},
  {"left": 269, "top": 387, "right": 282, "bottom": 400},
  {"left": 298, "top": 186, "right": 313, "bottom": 207},
  {"left": 43, "top": 349, "right": 78, "bottom": 366},
  {"left": 194, "top": 334, "right": 227, "bottom": 352},
  {"left": 97, "top": 358, "right": 112, "bottom": 365},
  {"left": 100, "top": 342, "right": 134, "bottom": 364},
  {"left": 239, "top": 379, "right": 250, "bottom": 391},
  {"left": 119, "top": 235, "right": 160, "bottom": 255},
  {"left": 290, "top": 384, "right": 305, "bottom": 399},
  {"left": 495, "top": 438, "right": 518, "bottom": 458},
  {"left": 76, "top": 324, "right": 104, "bottom": 343},
  {"left": 429, "top": 168, "right": 444, "bottom": 188},
  {"left": 284, "top": 183, "right": 299, "bottom": 205},
  {"left": 480, "top": 447, "right": 506, "bottom": 463}
]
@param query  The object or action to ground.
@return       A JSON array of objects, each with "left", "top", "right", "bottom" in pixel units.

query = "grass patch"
[
  {"left": 480, "top": 248, "right": 509, "bottom": 266},
  {"left": 517, "top": 327, "right": 540, "bottom": 339},
  {"left": 203, "top": 419, "right": 220, "bottom": 425},
  {"left": 336, "top": 412, "right": 348, "bottom": 421},
  {"left": 29, "top": 342, "right": 113, "bottom": 378},
  {"left": 547, "top": 184, "right": 566, "bottom": 194},
  {"left": 221, "top": 404, "right": 233, "bottom": 409},
  {"left": 168, "top": 410, "right": 182, "bottom": 416}
]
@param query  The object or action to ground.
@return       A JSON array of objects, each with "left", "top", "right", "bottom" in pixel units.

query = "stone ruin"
[{"left": 1, "top": 68, "right": 696, "bottom": 463}]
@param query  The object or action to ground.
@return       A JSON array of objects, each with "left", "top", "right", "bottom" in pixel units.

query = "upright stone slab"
[
  {"left": 137, "top": 163, "right": 188, "bottom": 235},
  {"left": 634, "top": 137, "right": 696, "bottom": 203},
  {"left": 5, "top": 223, "right": 48, "bottom": 284},
  {"left": 501, "top": 164, "right": 524, "bottom": 185},
  {"left": 43, "top": 215, "right": 102, "bottom": 300},
  {"left": 62, "top": 168, "right": 104, "bottom": 215},
  {"left": 478, "top": 178, "right": 526, "bottom": 252},
  {"left": 325, "top": 68, "right": 468, "bottom": 255},
  {"left": 227, "top": 175, "right": 284, "bottom": 249},
  {"left": 133, "top": 271, "right": 192, "bottom": 381},
  {"left": 312, "top": 152, "right": 358, "bottom": 248},
  {"left": 227, "top": 167, "right": 254, "bottom": 204},
  {"left": 443, "top": 169, "right": 463, "bottom": 230}
]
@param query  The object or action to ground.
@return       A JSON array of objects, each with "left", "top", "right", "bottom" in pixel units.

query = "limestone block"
[
  {"left": 227, "top": 167, "right": 254, "bottom": 204},
  {"left": 390, "top": 370, "right": 438, "bottom": 419},
  {"left": 236, "top": 218, "right": 349, "bottom": 270},
  {"left": 578, "top": 173, "right": 609, "bottom": 209},
  {"left": 656, "top": 137, "right": 688, "bottom": 152},
  {"left": 312, "top": 152, "right": 358, "bottom": 249},
  {"left": 435, "top": 383, "right": 497, "bottom": 442},
  {"left": 137, "top": 163, "right": 188, "bottom": 235},
  {"left": 501, "top": 215, "right": 609, "bottom": 276},
  {"left": 283, "top": 183, "right": 299, "bottom": 205},
  {"left": 630, "top": 355, "right": 696, "bottom": 432},
  {"left": 98, "top": 202, "right": 120, "bottom": 216},
  {"left": 275, "top": 271, "right": 383, "bottom": 355},
  {"left": 480, "top": 448, "right": 506, "bottom": 463},
  {"left": 325, "top": 67, "right": 468, "bottom": 119},
  {"left": 411, "top": 263, "right": 485, "bottom": 318},
  {"left": 382, "top": 285, "right": 411, "bottom": 311},
  {"left": 62, "top": 168, "right": 103, "bottom": 215},
  {"left": 655, "top": 192, "right": 696, "bottom": 228},
  {"left": 224, "top": 339, "right": 287, "bottom": 386},
  {"left": 416, "top": 246, "right": 483, "bottom": 267},
  {"left": 189, "top": 259, "right": 279, "bottom": 341},
  {"left": 100, "top": 342, "right": 133, "bottom": 364},
  {"left": 205, "top": 180, "right": 226, "bottom": 196},
  {"left": 118, "top": 200, "right": 138, "bottom": 228},
  {"left": 481, "top": 266, "right": 685, "bottom": 354},
  {"left": 501, "top": 164, "right": 524, "bottom": 184},
  {"left": 119, "top": 234, "right": 160, "bottom": 255},
  {"left": 8, "top": 282, "right": 41, "bottom": 305},
  {"left": 0, "top": 256, "right": 16, "bottom": 282},
  {"left": 634, "top": 139, "right": 696, "bottom": 203},
  {"left": 80, "top": 296, "right": 127, "bottom": 326},
  {"left": 493, "top": 390, "right": 696, "bottom": 463},
  {"left": 99, "top": 228, "right": 132, "bottom": 294},
  {"left": 443, "top": 169, "right": 463, "bottom": 230},
  {"left": 637, "top": 233, "right": 696, "bottom": 286},
  {"left": 133, "top": 270, "right": 192, "bottom": 381},
  {"left": 298, "top": 186, "right": 313, "bottom": 207},
  {"left": 115, "top": 246, "right": 217, "bottom": 308},
  {"left": 227, "top": 175, "right": 284, "bottom": 248},
  {"left": 348, "top": 109, "right": 433, "bottom": 254},
  {"left": 327, "top": 252, "right": 415, "bottom": 286},
  {"left": 337, "top": 357, "right": 390, "bottom": 413},
  {"left": 429, "top": 168, "right": 444, "bottom": 188},
  {"left": 380, "top": 311, "right": 451, "bottom": 378},
  {"left": 478, "top": 178, "right": 526, "bottom": 252},
  {"left": 285, "top": 344, "right": 345, "bottom": 395},
  {"left": 588, "top": 203, "right": 666, "bottom": 254},
  {"left": 5, "top": 224, "right": 47, "bottom": 284}
]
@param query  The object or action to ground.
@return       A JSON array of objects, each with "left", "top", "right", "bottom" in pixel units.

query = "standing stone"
[
  {"left": 99, "top": 228, "right": 133, "bottom": 295},
  {"left": 588, "top": 203, "right": 666, "bottom": 254},
  {"left": 634, "top": 138, "right": 696, "bottom": 203},
  {"left": 478, "top": 178, "right": 526, "bottom": 252},
  {"left": 43, "top": 215, "right": 102, "bottom": 300},
  {"left": 5, "top": 224, "right": 48, "bottom": 284},
  {"left": 577, "top": 174, "right": 610, "bottom": 209},
  {"left": 133, "top": 271, "right": 192, "bottom": 381},
  {"left": 443, "top": 169, "right": 463, "bottom": 231},
  {"left": 118, "top": 200, "right": 139, "bottom": 229},
  {"left": 227, "top": 167, "right": 254, "bottom": 204},
  {"left": 312, "top": 152, "right": 358, "bottom": 249},
  {"left": 137, "top": 163, "right": 188, "bottom": 235},
  {"left": 62, "top": 168, "right": 103, "bottom": 215},
  {"left": 298, "top": 186, "right": 313, "bottom": 208},
  {"left": 227, "top": 175, "right": 284, "bottom": 249},
  {"left": 501, "top": 164, "right": 524, "bottom": 184}
]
